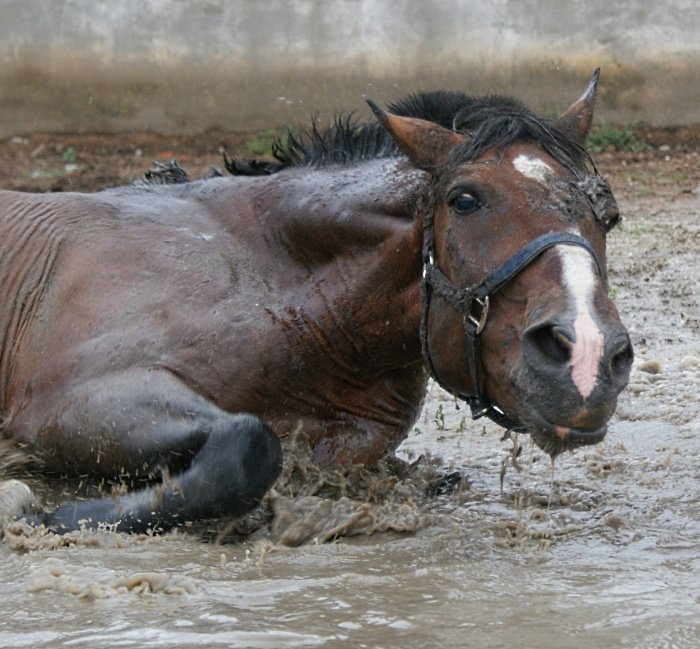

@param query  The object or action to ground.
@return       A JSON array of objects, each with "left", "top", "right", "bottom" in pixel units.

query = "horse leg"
[{"left": 25, "top": 369, "right": 282, "bottom": 533}]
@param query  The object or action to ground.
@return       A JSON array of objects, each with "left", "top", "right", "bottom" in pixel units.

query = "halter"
[{"left": 419, "top": 176, "right": 606, "bottom": 432}]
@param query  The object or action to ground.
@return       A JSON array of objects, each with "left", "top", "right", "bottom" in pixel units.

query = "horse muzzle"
[{"left": 518, "top": 317, "right": 633, "bottom": 455}]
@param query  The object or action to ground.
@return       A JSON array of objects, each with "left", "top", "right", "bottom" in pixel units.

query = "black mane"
[
  {"left": 140, "top": 91, "right": 593, "bottom": 184},
  {"left": 261, "top": 90, "right": 591, "bottom": 176}
]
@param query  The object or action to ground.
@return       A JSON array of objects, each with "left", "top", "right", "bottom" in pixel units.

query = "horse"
[{"left": 0, "top": 70, "right": 632, "bottom": 533}]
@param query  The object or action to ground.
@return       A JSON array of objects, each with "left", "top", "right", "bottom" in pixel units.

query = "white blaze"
[
  {"left": 513, "top": 154, "right": 554, "bottom": 184},
  {"left": 557, "top": 246, "right": 605, "bottom": 399}
]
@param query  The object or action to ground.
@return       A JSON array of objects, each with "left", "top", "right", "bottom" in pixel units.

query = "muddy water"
[{"left": 1, "top": 179, "right": 699, "bottom": 648}]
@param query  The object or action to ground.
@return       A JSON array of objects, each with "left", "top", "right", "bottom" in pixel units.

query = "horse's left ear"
[
  {"left": 367, "top": 99, "right": 465, "bottom": 171},
  {"left": 556, "top": 68, "right": 600, "bottom": 146}
]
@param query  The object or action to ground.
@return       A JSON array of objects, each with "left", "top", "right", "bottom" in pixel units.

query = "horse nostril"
[
  {"left": 609, "top": 334, "right": 634, "bottom": 379},
  {"left": 525, "top": 323, "right": 574, "bottom": 365}
]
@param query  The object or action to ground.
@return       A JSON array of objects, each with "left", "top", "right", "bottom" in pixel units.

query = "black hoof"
[{"left": 426, "top": 471, "right": 466, "bottom": 497}]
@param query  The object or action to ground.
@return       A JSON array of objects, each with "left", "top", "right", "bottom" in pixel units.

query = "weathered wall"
[{"left": 0, "top": 0, "right": 698, "bottom": 136}]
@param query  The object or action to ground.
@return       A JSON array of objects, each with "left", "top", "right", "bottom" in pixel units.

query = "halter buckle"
[{"left": 467, "top": 295, "right": 490, "bottom": 334}]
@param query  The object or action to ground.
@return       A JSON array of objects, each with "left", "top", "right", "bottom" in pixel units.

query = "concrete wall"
[{"left": 1, "top": 0, "right": 698, "bottom": 136}]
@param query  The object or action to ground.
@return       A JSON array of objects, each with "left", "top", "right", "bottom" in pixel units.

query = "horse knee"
[
  {"left": 185, "top": 413, "right": 282, "bottom": 517},
  {"left": 228, "top": 413, "right": 283, "bottom": 502}
]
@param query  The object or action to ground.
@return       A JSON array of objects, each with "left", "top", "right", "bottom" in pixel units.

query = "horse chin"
[
  {"left": 522, "top": 407, "right": 608, "bottom": 458},
  {"left": 529, "top": 426, "right": 607, "bottom": 457}
]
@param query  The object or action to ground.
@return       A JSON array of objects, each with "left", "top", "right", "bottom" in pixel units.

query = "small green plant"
[
  {"left": 587, "top": 122, "right": 649, "bottom": 154},
  {"left": 62, "top": 147, "right": 77, "bottom": 162},
  {"left": 457, "top": 416, "right": 467, "bottom": 432},
  {"left": 626, "top": 226, "right": 653, "bottom": 235},
  {"left": 245, "top": 130, "right": 277, "bottom": 156},
  {"left": 245, "top": 127, "right": 296, "bottom": 157},
  {"left": 433, "top": 404, "right": 446, "bottom": 431}
]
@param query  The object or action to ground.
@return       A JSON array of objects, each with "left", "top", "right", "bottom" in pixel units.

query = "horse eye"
[{"left": 450, "top": 192, "right": 480, "bottom": 215}]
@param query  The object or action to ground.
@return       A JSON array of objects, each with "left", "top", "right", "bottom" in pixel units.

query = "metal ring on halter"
[{"left": 467, "top": 296, "right": 489, "bottom": 335}]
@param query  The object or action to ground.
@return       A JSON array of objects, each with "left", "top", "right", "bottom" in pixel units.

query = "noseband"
[{"left": 419, "top": 176, "right": 607, "bottom": 432}]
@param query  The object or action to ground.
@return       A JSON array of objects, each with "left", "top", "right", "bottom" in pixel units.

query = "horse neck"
[
  {"left": 270, "top": 158, "right": 425, "bottom": 254},
  {"left": 251, "top": 159, "right": 429, "bottom": 371}
]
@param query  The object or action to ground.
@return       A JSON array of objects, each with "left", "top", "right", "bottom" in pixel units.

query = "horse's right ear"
[
  {"left": 556, "top": 68, "right": 600, "bottom": 146},
  {"left": 367, "top": 100, "right": 465, "bottom": 171}
]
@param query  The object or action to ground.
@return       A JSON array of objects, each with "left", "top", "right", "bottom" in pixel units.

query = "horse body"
[
  {"left": 1, "top": 160, "right": 428, "bottom": 476},
  {"left": 0, "top": 73, "right": 633, "bottom": 532}
]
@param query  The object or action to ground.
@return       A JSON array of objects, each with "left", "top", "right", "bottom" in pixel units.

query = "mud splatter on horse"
[{"left": 0, "top": 71, "right": 631, "bottom": 532}]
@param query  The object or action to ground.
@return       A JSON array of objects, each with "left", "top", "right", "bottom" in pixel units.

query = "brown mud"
[{"left": 0, "top": 127, "right": 699, "bottom": 648}]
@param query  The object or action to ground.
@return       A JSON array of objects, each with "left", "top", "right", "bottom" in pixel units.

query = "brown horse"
[{"left": 0, "top": 71, "right": 632, "bottom": 533}]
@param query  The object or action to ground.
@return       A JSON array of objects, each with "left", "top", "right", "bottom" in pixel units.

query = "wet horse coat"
[{"left": 0, "top": 73, "right": 632, "bottom": 532}]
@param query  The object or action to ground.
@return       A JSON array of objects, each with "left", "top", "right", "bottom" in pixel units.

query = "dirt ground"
[
  {"left": 0, "top": 123, "right": 697, "bottom": 194},
  {"left": 0, "top": 129, "right": 275, "bottom": 193}
]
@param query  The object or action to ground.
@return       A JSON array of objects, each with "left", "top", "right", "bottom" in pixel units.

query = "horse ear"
[
  {"left": 556, "top": 68, "right": 600, "bottom": 146},
  {"left": 366, "top": 99, "right": 465, "bottom": 170}
]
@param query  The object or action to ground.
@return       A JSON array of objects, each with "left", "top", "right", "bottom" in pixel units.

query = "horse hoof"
[
  {"left": 0, "top": 479, "right": 38, "bottom": 519},
  {"left": 426, "top": 471, "right": 466, "bottom": 497}
]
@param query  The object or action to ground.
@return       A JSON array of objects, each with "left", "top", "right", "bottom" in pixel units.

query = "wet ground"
[{"left": 0, "top": 127, "right": 699, "bottom": 648}]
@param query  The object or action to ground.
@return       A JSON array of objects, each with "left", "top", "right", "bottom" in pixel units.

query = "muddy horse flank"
[{"left": 0, "top": 71, "right": 632, "bottom": 532}]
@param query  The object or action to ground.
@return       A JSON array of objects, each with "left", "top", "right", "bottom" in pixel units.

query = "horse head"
[{"left": 370, "top": 71, "right": 633, "bottom": 456}]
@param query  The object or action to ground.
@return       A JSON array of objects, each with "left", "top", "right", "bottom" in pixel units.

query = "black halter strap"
[{"left": 419, "top": 179, "right": 603, "bottom": 431}]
